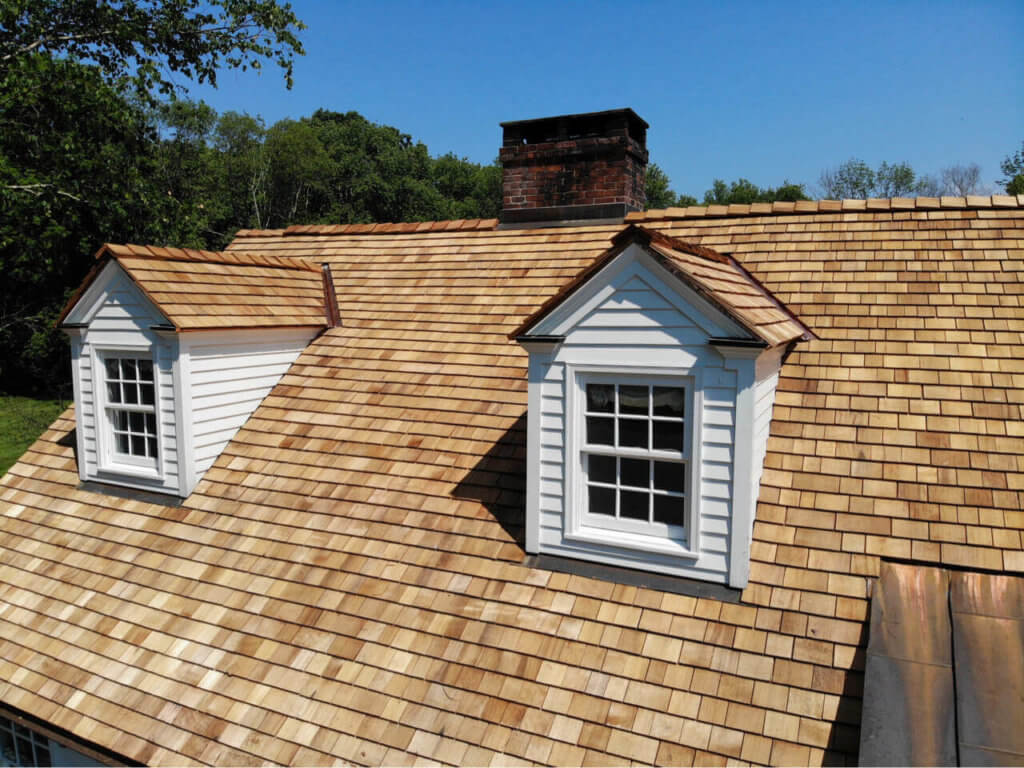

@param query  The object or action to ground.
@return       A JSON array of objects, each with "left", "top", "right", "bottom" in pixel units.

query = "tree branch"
[{"left": 3, "top": 183, "right": 82, "bottom": 202}]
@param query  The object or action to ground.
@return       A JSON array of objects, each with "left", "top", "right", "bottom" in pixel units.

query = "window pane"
[
  {"left": 145, "top": 413, "right": 156, "bottom": 433},
  {"left": 619, "top": 385, "right": 648, "bottom": 415},
  {"left": 138, "top": 358, "right": 154, "bottom": 381},
  {"left": 653, "top": 386, "right": 685, "bottom": 417},
  {"left": 16, "top": 737, "right": 32, "bottom": 763},
  {"left": 653, "top": 494, "right": 685, "bottom": 525},
  {"left": 107, "top": 382, "right": 122, "bottom": 403},
  {"left": 115, "top": 432, "right": 130, "bottom": 453},
  {"left": 653, "top": 420, "right": 684, "bottom": 451},
  {"left": 148, "top": 438, "right": 158, "bottom": 458},
  {"left": 105, "top": 359, "right": 120, "bottom": 379},
  {"left": 618, "top": 418, "right": 647, "bottom": 448},
  {"left": 588, "top": 485, "right": 615, "bottom": 516},
  {"left": 586, "top": 384, "right": 614, "bottom": 413},
  {"left": 113, "top": 411, "right": 128, "bottom": 430},
  {"left": 130, "top": 412, "right": 144, "bottom": 432},
  {"left": 0, "top": 728, "right": 15, "bottom": 764},
  {"left": 619, "top": 489, "right": 649, "bottom": 520},
  {"left": 124, "top": 383, "right": 139, "bottom": 404},
  {"left": 620, "top": 458, "right": 649, "bottom": 489},
  {"left": 131, "top": 435, "right": 146, "bottom": 455},
  {"left": 588, "top": 454, "right": 615, "bottom": 484},
  {"left": 140, "top": 382, "right": 155, "bottom": 405},
  {"left": 654, "top": 461, "right": 685, "bottom": 494},
  {"left": 122, "top": 358, "right": 136, "bottom": 380},
  {"left": 586, "top": 416, "right": 614, "bottom": 446},
  {"left": 37, "top": 743, "right": 51, "bottom": 767}
]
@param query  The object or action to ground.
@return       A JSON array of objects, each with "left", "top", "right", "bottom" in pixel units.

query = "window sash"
[
  {"left": 578, "top": 379, "right": 690, "bottom": 539},
  {"left": 99, "top": 353, "right": 159, "bottom": 469}
]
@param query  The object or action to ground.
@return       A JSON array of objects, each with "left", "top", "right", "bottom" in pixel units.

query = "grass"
[{"left": 0, "top": 395, "right": 67, "bottom": 475}]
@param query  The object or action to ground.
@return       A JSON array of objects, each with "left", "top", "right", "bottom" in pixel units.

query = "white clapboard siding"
[
  {"left": 533, "top": 267, "right": 741, "bottom": 583},
  {"left": 185, "top": 329, "right": 316, "bottom": 479},
  {"left": 751, "top": 345, "right": 786, "bottom": 524}
]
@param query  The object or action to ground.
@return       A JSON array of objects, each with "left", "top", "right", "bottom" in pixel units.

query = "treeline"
[
  {"left": 647, "top": 152, "right": 1023, "bottom": 210},
  {"left": 153, "top": 101, "right": 504, "bottom": 248}
]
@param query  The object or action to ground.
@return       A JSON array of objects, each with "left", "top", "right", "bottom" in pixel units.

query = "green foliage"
[
  {"left": 0, "top": 54, "right": 163, "bottom": 394},
  {"left": 0, "top": 0, "right": 305, "bottom": 101},
  {"left": 1000, "top": 142, "right": 1024, "bottom": 194},
  {"left": 702, "top": 178, "right": 809, "bottom": 205},
  {"left": 643, "top": 164, "right": 697, "bottom": 209}
]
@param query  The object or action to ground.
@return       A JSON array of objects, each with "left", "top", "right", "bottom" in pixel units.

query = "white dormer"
[
  {"left": 514, "top": 226, "right": 813, "bottom": 588},
  {"left": 58, "top": 244, "right": 327, "bottom": 497}
]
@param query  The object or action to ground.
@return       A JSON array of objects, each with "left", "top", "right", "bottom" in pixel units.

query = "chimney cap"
[{"left": 500, "top": 107, "right": 648, "bottom": 131}]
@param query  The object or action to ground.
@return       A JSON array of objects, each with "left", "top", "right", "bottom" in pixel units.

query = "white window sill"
[
  {"left": 565, "top": 525, "right": 699, "bottom": 560},
  {"left": 96, "top": 462, "right": 162, "bottom": 483}
]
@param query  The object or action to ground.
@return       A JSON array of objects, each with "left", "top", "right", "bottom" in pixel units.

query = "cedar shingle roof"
[
  {"left": 1, "top": 200, "right": 1023, "bottom": 766},
  {"left": 57, "top": 243, "right": 327, "bottom": 331}
]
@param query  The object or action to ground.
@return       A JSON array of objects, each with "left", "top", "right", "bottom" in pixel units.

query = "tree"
[
  {"left": 1000, "top": 142, "right": 1024, "bottom": 195},
  {"left": 819, "top": 158, "right": 944, "bottom": 199},
  {"left": 0, "top": 0, "right": 304, "bottom": 102},
  {"left": 0, "top": 55, "right": 163, "bottom": 393},
  {"left": 874, "top": 161, "right": 918, "bottom": 198},
  {"left": 819, "top": 159, "right": 875, "bottom": 200},
  {"left": 940, "top": 164, "right": 982, "bottom": 196}
]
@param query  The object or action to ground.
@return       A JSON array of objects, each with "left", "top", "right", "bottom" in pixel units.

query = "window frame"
[
  {"left": 94, "top": 346, "right": 163, "bottom": 481},
  {"left": 564, "top": 365, "right": 702, "bottom": 559}
]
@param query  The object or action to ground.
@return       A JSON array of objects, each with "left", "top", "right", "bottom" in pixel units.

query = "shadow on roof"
[{"left": 450, "top": 413, "right": 527, "bottom": 553}]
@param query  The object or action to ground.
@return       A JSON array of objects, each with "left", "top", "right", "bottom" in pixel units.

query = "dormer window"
[
  {"left": 101, "top": 354, "right": 159, "bottom": 470},
  {"left": 513, "top": 225, "right": 815, "bottom": 588},
  {"left": 57, "top": 243, "right": 328, "bottom": 498}
]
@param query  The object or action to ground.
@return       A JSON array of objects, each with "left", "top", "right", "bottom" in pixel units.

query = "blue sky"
[{"left": 187, "top": 0, "right": 1023, "bottom": 199}]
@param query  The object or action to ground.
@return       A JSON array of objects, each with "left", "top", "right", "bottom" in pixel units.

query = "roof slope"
[
  {"left": 59, "top": 243, "right": 327, "bottom": 331},
  {"left": 514, "top": 225, "right": 812, "bottom": 346},
  {"left": 0, "top": 202, "right": 1022, "bottom": 766}
]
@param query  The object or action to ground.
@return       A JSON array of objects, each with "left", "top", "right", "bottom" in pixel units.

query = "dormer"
[
  {"left": 57, "top": 244, "right": 327, "bottom": 497},
  {"left": 513, "top": 226, "right": 815, "bottom": 588}
]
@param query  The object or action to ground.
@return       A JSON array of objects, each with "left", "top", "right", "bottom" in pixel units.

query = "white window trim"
[
  {"left": 564, "top": 364, "right": 703, "bottom": 560},
  {"left": 93, "top": 345, "right": 164, "bottom": 482}
]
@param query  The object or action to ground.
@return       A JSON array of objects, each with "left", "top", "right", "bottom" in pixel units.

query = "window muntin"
[
  {"left": 582, "top": 381, "right": 688, "bottom": 538},
  {"left": 0, "top": 716, "right": 51, "bottom": 767},
  {"left": 101, "top": 355, "right": 158, "bottom": 467}
]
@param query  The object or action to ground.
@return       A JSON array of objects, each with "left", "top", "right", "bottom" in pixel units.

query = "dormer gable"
[
  {"left": 514, "top": 226, "right": 814, "bottom": 588},
  {"left": 59, "top": 244, "right": 327, "bottom": 498}
]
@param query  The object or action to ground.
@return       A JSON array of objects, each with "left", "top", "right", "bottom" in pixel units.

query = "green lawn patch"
[{"left": 0, "top": 395, "right": 67, "bottom": 475}]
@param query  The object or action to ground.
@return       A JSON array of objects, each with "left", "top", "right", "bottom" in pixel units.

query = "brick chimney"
[{"left": 499, "top": 108, "right": 649, "bottom": 226}]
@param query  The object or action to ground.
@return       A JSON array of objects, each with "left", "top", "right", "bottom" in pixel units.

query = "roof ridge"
[
  {"left": 627, "top": 193, "right": 1024, "bottom": 222},
  {"left": 617, "top": 224, "right": 731, "bottom": 264},
  {"left": 99, "top": 243, "right": 319, "bottom": 272},
  {"left": 277, "top": 219, "right": 500, "bottom": 237}
]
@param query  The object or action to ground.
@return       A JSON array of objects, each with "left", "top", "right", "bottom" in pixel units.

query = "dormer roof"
[
  {"left": 57, "top": 243, "right": 327, "bottom": 331},
  {"left": 513, "top": 224, "right": 815, "bottom": 347}
]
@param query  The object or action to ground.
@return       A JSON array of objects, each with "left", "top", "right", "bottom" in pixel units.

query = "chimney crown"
[{"left": 500, "top": 108, "right": 649, "bottom": 226}]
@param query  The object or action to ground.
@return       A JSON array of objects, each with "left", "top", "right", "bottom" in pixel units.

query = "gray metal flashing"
[
  {"left": 707, "top": 337, "right": 768, "bottom": 348},
  {"left": 524, "top": 554, "right": 741, "bottom": 603},
  {"left": 78, "top": 480, "right": 185, "bottom": 507}
]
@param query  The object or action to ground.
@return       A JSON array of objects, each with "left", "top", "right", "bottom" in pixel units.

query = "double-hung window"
[
  {"left": 101, "top": 355, "right": 158, "bottom": 471},
  {"left": 579, "top": 379, "right": 690, "bottom": 543}
]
